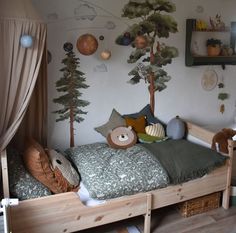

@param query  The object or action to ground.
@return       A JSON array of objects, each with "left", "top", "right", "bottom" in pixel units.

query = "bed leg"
[
  {"left": 1, "top": 150, "right": 10, "bottom": 198},
  {"left": 143, "top": 193, "right": 152, "bottom": 233},
  {"left": 222, "top": 140, "right": 234, "bottom": 209}
]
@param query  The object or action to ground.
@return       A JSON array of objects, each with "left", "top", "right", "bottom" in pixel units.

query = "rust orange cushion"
[
  {"left": 23, "top": 139, "right": 63, "bottom": 194},
  {"left": 125, "top": 116, "right": 146, "bottom": 133}
]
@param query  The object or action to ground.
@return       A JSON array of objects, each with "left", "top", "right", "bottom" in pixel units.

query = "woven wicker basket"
[{"left": 178, "top": 192, "right": 221, "bottom": 217}]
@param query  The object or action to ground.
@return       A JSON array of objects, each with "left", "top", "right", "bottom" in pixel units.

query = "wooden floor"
[{"left": 0, "top": 206, "right": 236, "bottom": 233}]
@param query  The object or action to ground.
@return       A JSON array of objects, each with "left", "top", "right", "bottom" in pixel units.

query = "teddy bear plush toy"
[
  {"left": 211, "top": 128, "right": 236, "bottom": 154},
  {"left": 107, "top": 126, "right": 137, "bottom": 149}
]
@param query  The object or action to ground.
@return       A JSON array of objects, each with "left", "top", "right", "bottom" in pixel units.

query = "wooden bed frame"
[{"left": 1, "top": 121, "right": 235, "bottom": 233}]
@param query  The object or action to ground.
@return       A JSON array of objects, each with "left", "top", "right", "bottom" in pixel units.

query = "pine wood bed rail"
[
  {"left": 186, "top": 121, "right": 215, "bottom": 144},
  {"left": 1, "top": 149, "right": 10, "bottom": 198},
  {"left": 1, "top": 121, "right": 235, "bottom": 233}
]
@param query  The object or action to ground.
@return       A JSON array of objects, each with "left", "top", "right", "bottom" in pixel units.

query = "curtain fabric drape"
[
  {"left": 0, "top": 18, "right": 47, "bottom": 152},
  {"left": 12, "top": 43, "right": 48, "bottom": 151}
]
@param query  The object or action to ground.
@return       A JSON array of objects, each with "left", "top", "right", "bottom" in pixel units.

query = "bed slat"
[{"left": 10, "top": 192, "right": 151, "bottom": 233}]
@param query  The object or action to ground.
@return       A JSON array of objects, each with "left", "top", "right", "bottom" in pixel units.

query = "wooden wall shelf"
[{"left": 185, "top": 19, "right": 236, "bottom": 69}]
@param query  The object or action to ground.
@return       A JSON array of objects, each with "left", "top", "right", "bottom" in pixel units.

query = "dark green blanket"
[{"left": 141, "top": 139, "right": 227, "bottom": 184}]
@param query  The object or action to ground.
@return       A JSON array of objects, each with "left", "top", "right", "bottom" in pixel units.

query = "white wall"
[{"left": 32, "top": 0, "right": 236, "bottom": 150}]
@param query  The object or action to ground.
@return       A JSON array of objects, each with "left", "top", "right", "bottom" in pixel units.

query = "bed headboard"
[{"left": 185, "top": 121, "right": 215, "bottom": 145}]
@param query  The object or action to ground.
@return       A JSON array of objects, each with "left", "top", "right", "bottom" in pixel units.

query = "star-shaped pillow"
[
  {"left": 94, "top": 109, "right": 126, "bottom": 138},
  {"left": 123, "top": 104, "right": 164, "bottom": 126}
]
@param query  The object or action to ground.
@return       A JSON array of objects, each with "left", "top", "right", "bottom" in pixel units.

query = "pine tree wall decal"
[
  {"left": 116, "top": 0, "right": 178, "bottom": 115},
  {"left": 53, "top": 43, "right": 89, "bottom": 147}
]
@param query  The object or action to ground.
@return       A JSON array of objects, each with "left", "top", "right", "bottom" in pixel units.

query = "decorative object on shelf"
[
  {"left": 20, "top": 35, "right": 33, "bottom": 48},
  {"left": 191, "top": 41, "right": 201, "bottom": 56},
  {"left": 206, "top": 38, "right": 222, "bottom": 56},
  {"left": 76, "top": 33, "right": 98, "bottom": 55},
  {"left": 166, "top": 116, "right": 185, "bottom": 140},
  {"left": 116, "top": 0, "right": 178, "bottom": 114},
  {"left": 210, "top": 14, "right": 226, "bottom": 31},
  {"left": 221, "top": 45, "right": 234, "bottom": 56},
  {"left": 185, "top": 19, "right": 236, "bottom": 68},
  {"left": 63, "top": 42, "right": 73, "bottom": 52},
  {"left": 201, "top": 69, "right": 218, "bottom": 91},
  {"left": 53, "top": 46, "right": 90, "bottom": 147},
  {"left": 196, "top": 19, "right": 208, "bottom": 31}
]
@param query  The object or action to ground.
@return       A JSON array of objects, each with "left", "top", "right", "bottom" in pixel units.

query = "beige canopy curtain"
[
  {"left": 0, "top": 0, "right": 47, "bottom": 197},
  {"left": 11, "top": 44, "right": 48, "bottom": 151}
]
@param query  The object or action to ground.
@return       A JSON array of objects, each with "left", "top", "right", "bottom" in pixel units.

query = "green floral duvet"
[{"left": 65, "top": 143, "right": 169, "bottom": 200}]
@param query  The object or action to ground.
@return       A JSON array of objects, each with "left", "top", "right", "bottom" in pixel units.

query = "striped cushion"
[{"left": 145, "top": 123, "right": 165, "bottom": 138}]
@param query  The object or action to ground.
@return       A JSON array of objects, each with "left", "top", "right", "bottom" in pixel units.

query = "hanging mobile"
[{"left": 218, "top": 74, "right": 229, "bottom": 114}]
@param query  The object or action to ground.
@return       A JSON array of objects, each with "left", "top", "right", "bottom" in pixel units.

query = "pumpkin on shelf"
[{"left": 206, "top": 38, "right": 222, "bottom": 56}]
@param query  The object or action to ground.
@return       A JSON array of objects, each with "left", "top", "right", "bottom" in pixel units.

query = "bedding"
[
  {"left": 7, "top": 148, "right": 51, "bottom": 200},
  {"left": 65, "top": 143, "right": 169, "bottom": 200},
  {"left": 66, "top": 139, "right": 227, "bottom": 201},
  {"left": 141, "top": 139, "right": 227, "bottom": 184}
]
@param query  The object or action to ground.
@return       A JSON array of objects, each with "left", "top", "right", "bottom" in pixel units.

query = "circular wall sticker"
[{"left": 201, "top": 69, "right": 218, "bottom": 91}]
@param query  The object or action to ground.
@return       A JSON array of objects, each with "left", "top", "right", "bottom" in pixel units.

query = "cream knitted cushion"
[{"left": 145, "top": 123, "right": 165, "bottom": 138}]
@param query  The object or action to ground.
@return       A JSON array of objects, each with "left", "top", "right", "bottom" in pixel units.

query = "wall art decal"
[
  {"left": 74, "top": 3, "right": 97, "bottom": 21},
  {"left": 53, "top": 44, "right": 90, "bottom": 147},
  {"left": 93, "top": 63, "right": 108, "bottom": 72},
  {"left": 47, "top": 13, "right": 59, "bottom": 21},
  {"left": 76, "top": 34, "right": 98, "bottom": 55},
  {"left": 104, "top": 21, "right": 116, "bottom": 30},
  {"left": 116, "top": 0, "right": 178, "bottom": 114}
]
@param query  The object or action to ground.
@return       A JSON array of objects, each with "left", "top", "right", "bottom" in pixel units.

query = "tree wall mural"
[
  {"left": 53, "top": 43, "right": 89, "bottom": 147},
  {"left": 116, "top": 0, "right": 178, "bottom": 115}
]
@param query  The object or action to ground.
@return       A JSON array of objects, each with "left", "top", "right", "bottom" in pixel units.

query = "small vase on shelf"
[{"left": 206, "top": 38, "right": 222, "bottom": 56}]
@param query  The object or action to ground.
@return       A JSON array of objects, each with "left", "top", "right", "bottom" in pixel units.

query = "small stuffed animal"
[
  {"left": 107, "top": 126, "right": 137, "bottom": 149},
  {"left": 48, "top": 149, "right": 80, "bottom": 192},
  {"left": 211, "top": 128, "right": 236, "bottom": 154}
]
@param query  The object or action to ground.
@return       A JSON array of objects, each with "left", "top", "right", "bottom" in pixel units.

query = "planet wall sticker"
[
  {"left": 76, "top": 34, "right": 98, "bottom": 55},
  {"left": 20, "top": 35, "right": 33, "bottom": 48},
  {"left": 100, "top": 50, "right": 111, "bottom": 60}
]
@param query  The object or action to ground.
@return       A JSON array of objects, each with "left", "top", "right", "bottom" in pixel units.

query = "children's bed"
[{"left": 1, "top": 121, "right": 235, "bottom": 233}]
